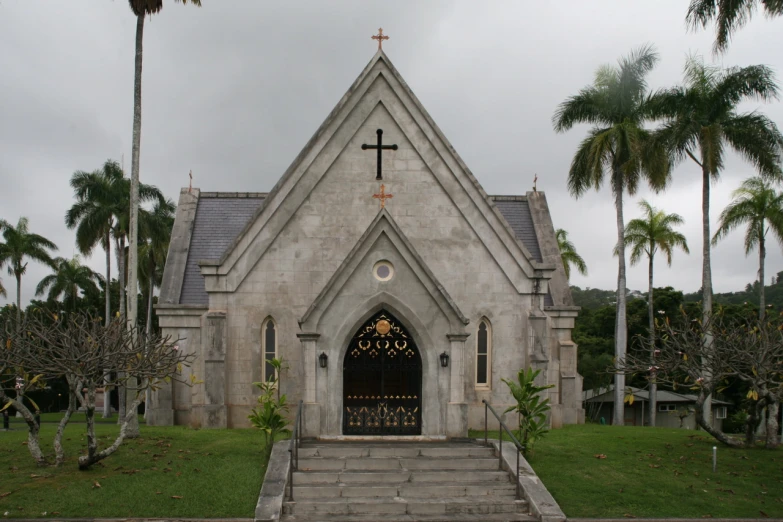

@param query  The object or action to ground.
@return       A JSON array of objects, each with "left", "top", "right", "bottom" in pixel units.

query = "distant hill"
[{"left": 570, "top": 286, "right": 643, "bottom": 310}]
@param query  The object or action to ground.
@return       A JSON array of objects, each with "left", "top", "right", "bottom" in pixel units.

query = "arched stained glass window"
[
  {"left": 476, "top": 319, "right": 491, "bottom": 389},
  {"left": 262, "top": 318, "right": 277, "bottom": 382}
]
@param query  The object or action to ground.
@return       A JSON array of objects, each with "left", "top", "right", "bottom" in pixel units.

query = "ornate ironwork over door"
[{"left": 343, "top": 310, "right": 422, "bottom": 435}]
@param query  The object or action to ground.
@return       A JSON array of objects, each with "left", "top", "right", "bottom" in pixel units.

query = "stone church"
[{"left": 148, "top": 50, "right": 583, "bottom": 437}]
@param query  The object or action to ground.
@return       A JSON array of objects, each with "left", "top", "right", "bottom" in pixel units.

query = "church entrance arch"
[{"left": 343, "top": 310, "right": 422, "bottom": 435}]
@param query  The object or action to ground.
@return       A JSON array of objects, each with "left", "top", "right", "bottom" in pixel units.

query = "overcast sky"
[{"left": 1, "top": 1, "right": 782, "bottom": 308}]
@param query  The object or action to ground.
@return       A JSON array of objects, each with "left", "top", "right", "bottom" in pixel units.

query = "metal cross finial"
[
  {"left": 373, "top": 184, "right": 393, "bottom": 209},
  {"left": 372, "top": 28, "right": 389, "bottom": 50},
  {"left": 188, "top": 170, "right": 193, "bottom": 193},
  {"left": 362, "top": 128, "right": 398, "bottom": 180},
  {"left": 533, "top": 173, "right": 538, "bottom": 193}
]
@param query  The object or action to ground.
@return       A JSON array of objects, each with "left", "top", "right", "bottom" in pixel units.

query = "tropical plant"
[
  {"left": 713, "top": 177, "right": 783, "bottom": 319},
  {"left": 0, "top": 277, "right": 6, "bottom": 298},
  {"left": 552, "top": 45, "right": 671, "bottom": 424},
  {"left": 248, "top": 358, "right": 289, "bottom": 456},
  {"left": 138, "top": 198, "right": 176, "bottom": 337},
  {"left": 502, "top": 367, "right": 555, "bottom": 455},
  {"left": 0, "top": 217, "right": 58, "bottom": 322},
  {"left": 623, "top": 200, "right": 689, "bottom": 426},
  {"left": 686, "top": 0, "right": 783, "bottom": 54},
  {"left": 125, "top": 0, "right": 202, "bottom": 339},
  {"left": 556, "top": 228, "right": 587, "bottom": 280},
  {"left": 35, "top": 257, "right": 102, "bottom": 312},
  {"left": 653, "top": 56, "right": 783, "bottom": 418}
]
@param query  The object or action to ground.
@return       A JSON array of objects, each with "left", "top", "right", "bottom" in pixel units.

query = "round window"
[{"left": 373, "top": 261, "right": 394, "bottom": 281}]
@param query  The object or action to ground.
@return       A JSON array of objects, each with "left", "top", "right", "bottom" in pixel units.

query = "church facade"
[{"left": 148, "top": 51, "right": 583, "bottom": 437}]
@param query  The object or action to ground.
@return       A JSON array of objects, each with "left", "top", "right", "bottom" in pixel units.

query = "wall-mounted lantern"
[
  {"left": 439, "top": 351, "right": 450, "bottom": 368},
  {"left": 319, "top": 352, "right": 328, "bottom": 369}
]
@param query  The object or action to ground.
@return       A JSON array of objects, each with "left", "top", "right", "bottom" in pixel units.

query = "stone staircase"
[{"left": 280, "top": 441, "right": 535, "bottom": 522}]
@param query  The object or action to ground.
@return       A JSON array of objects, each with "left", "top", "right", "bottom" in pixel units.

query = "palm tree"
[
  {"left": 66, "top": 160, "right": 166, "bottom": 324},
  {"left": 0, "top": 277, "right": 6, "bottom": 298},
  {"left": 139, "top": 198, "right": 176, "bottom": 336},
  {"left": 0, "top": 217, "right": 58, "bottom": 322},
  {"left": 126, "top": 0, "right": 202, "bottom": 335},
  {"left": 623, "top": 200, "right": 689, "bottom": 427},
  {"left": 653, "top": 56, "right": 783, "bottom": 420},
  {"left": 35, "top": 257, "right": 102, "bottom": 312},
  {"left": 686, "top": 0, "right": 783, "bottom": 54},
  {"left": 556, "top": 229, "right": 588, "bottom": 280},
  {"left": 553, "top": 45, "right": 671, "bottom": 425},
  {"left": 713, "top": 177, "right": 783, "bottom": 318}
]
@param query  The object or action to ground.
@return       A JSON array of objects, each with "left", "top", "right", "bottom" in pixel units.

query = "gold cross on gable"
[
  {"left": 372, "top": 28, "right": 389, "bottom": 50},
  {"left": 373, "top": 184, "right": 393, "bottom": 208}
]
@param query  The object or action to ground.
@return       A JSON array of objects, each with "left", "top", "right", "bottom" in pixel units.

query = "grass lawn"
[
  {"left": 474, "top": 424, "right": 782, "bottom": 518},
  {"left": 0, "top": 423, "right": 269, "bottom": 518},
  {"left": 8, "top": 412, "right": 146, "bottom": 424}
]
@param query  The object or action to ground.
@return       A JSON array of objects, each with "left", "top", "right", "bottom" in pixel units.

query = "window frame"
[
  {"left": 715, "top": 406, "right": 727, "bottom": 419},
  {"left": 262, "top": 317, "right": 278, "bottom": 383},
  {"left": 475, "top": 318, "right": 492, "bottom": 390},
  {"left": 658, "top": 403, "right": 676, "bottom": 412}
]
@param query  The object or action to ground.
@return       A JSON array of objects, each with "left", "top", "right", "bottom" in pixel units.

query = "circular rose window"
[{"left": 373, "top": 261, "right": 394, "bottom": 281}]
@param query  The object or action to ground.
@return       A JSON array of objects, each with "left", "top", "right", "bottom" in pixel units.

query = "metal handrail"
[
  {"left": 287, "top": 400, "right": 304, "bottom": 502},
  {"left": 482, "top": 399, "right": 524, "bottom": 500}
]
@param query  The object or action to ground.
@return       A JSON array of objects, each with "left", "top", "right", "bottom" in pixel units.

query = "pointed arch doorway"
[{"left": 343, "top": 310, "right": 422, "bottom": 435}]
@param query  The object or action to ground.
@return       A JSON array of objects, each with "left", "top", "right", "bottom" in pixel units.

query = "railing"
[
  {"left": 287, "top": 400, "right": 304, "bottom": 502},
  {"left": 482, "top": 399, "right": 523, "bottom": 500}
]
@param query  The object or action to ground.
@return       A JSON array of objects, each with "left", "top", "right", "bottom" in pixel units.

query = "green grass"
[
  {"left": 473, "top": 424, "right": 783, "bottom": 518},
  {"left": 8, "top": 412, "right": 146, "bottom": 424},
  {"left": 0, "top": 423, "right": 269, "bottom": 518}
]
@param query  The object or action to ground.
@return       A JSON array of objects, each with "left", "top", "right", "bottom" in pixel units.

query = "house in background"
[{"left": 583, "top": 386, "right": 730, "bottom": 430}]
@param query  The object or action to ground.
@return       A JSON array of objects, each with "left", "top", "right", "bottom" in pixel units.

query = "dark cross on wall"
[{"left": 361, "top": 129, "right": 398, "bottom": 181}]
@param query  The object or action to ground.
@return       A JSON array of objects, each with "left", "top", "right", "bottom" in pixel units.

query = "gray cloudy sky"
[{"left": 1, "top": 1, "right": 782, "bottom": 308}]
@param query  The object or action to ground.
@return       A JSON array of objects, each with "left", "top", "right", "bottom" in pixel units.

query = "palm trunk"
[
  {"left": 766, "top": 399, "right": 779, "bottom": 448},
  {"left": 104, "top": 229, "right": 111, "bottom": 326},
  {"left": 15, "top": 271, "right": 21, "bottom": 324},
  {"left": 143, "top": 259, "right": 155, "bottom": 420},
  {"left": 103, "top": 231, "right": 113, "bottom": 419},
  {"left": 701, "top": 164, "right": 714, "bottom": 424},
  {"left": 116, "top": 236, "right": 126, "bottom": 321},
  {"left": 648, "top": 249, "right": 657, "bottom": 428},
  {"left": 127, "top": 12, "right": 143, "bottom": 332},
  {"left": 758, "top": 229, "right": 765, "bottom": 320},
  {"left": 613, "top": 174, "right": 628, "bottom": 427}
]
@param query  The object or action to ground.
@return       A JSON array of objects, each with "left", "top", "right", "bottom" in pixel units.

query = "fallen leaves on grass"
[
  {"left": 623, "top": 513, "right": 636, "bottom": 518},
  {"left": 760, "top": 510, "right": 770, "bottom": 518},
  {"left": 594, "top": 454, "right": 607, "bottom": 459},
  {"left": 171, "top": 495, "right": 183, "bottom": 499},
  {"left": 648, "top": 464, "right": 660, "bottom": 468},
  {"left": 0, "top": 493, "right": 10, "bottom": 498},
  {"left": 92, "top": 481, "right": 101, "bottom": 489}
]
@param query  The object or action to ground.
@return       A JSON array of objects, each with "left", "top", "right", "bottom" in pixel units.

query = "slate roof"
[
  {"left": 179, "top": 193, "right": 266, "bottom": 305},
  {"left": 178, "top": 193, "right": 545, "bottom": 306}
]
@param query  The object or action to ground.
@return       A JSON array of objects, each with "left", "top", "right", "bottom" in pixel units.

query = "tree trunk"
[
  {"left": 694, "top": 391, "right": 744, "bottom": 448},
  {"left": 15, "top": 271, "right": 21, "bottom": 324},
  {"left": 124, "top": 376, "right": 140, "bottom": 438},
  {"left": 0, "top": 391, "right": 48, "bottom": 466},
  {"left": 701, "top": 164, "right": 714, "bottom": 424},
  {"left": 766, "top": 399, "right": 780, "bottom": 448},
  {"left": 104, "top": 229, "right": 111, "bottom": 326},
  {"left": 613, "top": 174, "right": 627, "bottom": 427},
  {"left": 648, "top": 250, "right": 657, "bottom": 428},
  {"left": 79, "top": 395, "right": 144, "bottom": 470},
  {"left": 54, "top": 384, "right": 78, "bottom": 466},
  {"left": 759, "top": 230, "right": 766, "bottom": 320},
  {"left": 116, "top": 236, "right": 126, "bottom": 321},
  {"left": 127, "top": 12, "right": 144, "bottom": 333},
  {"left": 144, "top": 260, "right": 154, "bottom": 420}
]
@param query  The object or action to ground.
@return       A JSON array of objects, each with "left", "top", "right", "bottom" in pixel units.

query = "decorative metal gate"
[{"left": 343, "top": 310, "right": 422, "bottom": 435}]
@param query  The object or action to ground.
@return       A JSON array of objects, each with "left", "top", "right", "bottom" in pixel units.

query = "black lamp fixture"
[
  {"left": 319, "top": 352, "right": 328, "bottom": 369},
  {"left": 439, "top": 351, "right": 450, "bottom": 368}
]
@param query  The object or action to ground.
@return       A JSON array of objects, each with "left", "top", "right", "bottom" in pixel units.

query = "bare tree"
[{"left": 1, "top": 311, "right": 196, "bottom": 468}]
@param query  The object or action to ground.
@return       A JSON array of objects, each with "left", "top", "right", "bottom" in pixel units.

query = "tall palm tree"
[
  {"left": 0, "top": 217, "right": 58, "bottom": 322},
  {"left": 623, "top": 200, "right": 689, "bottom": 427},
  {"left": 713, "top": 177, "right": 783, "bottom": 318},
  {"left": 126, "top": 0, "right": 202, "bottom": 335},
  {"left": 0, "top": 277, "right": 6, "bottom": 298},
  {"left": 556, "top": 228, "right": 588, "bottom": 280},
  {"left": 653, "top": 56, "right": 783, "bottom": 420},
  {"left": 553, "top": 45, "right": 671, "bottom": 425},
  {"left": 686, "top": 0, "right": 783, "bottom": 54},
  {"left": 35, "top": 257, "right": 102, "bottom": 312}
]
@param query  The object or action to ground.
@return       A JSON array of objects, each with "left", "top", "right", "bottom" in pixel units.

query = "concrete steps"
[{"left": 282, "top": 442, "right": 534, "bottom": 522}]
